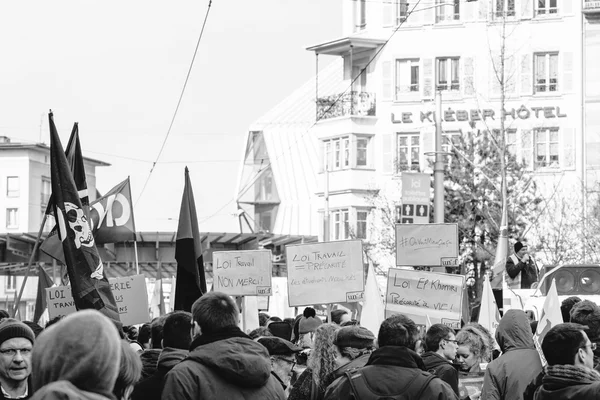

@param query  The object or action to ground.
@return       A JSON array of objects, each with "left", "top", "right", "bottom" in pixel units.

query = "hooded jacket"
[
  {"left": 481, "top": 310, "right": 543, "bottom": 400},
  {"left": 422, "top": 351, "right": 460, "bottom": 395},
  {"left": 131, "top": 347, "right": 187, "bottom": 400},
  {"left": 31, "top": 381, "right": 116, "bottom": 400},
  {"left": 162, "top": 326, "right": 285, "bottom": 400}
]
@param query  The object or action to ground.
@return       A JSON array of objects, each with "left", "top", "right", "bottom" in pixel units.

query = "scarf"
[{"left": 544, "top": 364, "right": 600, "bottom": 384}]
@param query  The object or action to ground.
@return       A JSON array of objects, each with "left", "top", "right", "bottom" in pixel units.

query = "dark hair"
[
  {"left": 283, "top": 318, "right": 295, "bottom": 327},
  {"left": 570, "top": 300, "right": 600, "bottom": 340},
  {"left": 22, "top": 321, "right": 43, "bottom": 338},
  {"left": 248, "top": 326, "right": 272, "bottom": 340},
  {"left": 138, "top": 323, "right": 151, "bottom": 346},
  {"left": 45, "top": 315, "right": 64, "bottom": 329},
  {"left": 259, "top": 312, "right": 270, "bottom": 327},
  {"left": 163, "top": 311, "right": 192, "bottom": 349},
  {"left": 123, "top": 325, "right": 139, "bottom": 342},
  {"left": 378, "top": 314, "right": 420, "bottom": 349},
  {"left": 268, "top": 316, "right": 282, "bottom": 323},
  {"left": 150, "top": 316, "right": 167, "bottom": 349},
  {"left": 0, "top": 310, "right": 9, "bottom": 320},
  {"left": 341, "top": 319, "right": 359, "bottom": 327},
  {"left": 425, "top": 324, "right": 454, "bottom": 352},
  {"left": 331, "top": 309, "right": 349, "bottom": 325},
  {"left": 561, "top": 296, "right": 582, "bottom": 323},
  {"left": 303, "top": 307, "right": 316, "bottom": 318},
  {"left": 113, "top": 340, "right": 142, "bottom": 400},
  {"left": 542, "top": 323, "right": 588, "bottom": 366},
  {"left": 191, "top": 292, "right": 239, "bottom": 334}
]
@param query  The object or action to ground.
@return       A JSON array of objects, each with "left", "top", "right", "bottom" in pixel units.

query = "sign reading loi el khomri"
[
  {"left": 46, "top": 274, "right": 150, "bottom": 325},
  {"left": 213, "top": 250, "right": 273, "bottom": 296},
  {"left": 396, "top": 223, "right": 459, "bottom": 267},
  {"left": 385, "top": 268, "right": 465, "bottom": 329},
  {"left": 286, "top": 240, "right": 364, "bottom": 307}
]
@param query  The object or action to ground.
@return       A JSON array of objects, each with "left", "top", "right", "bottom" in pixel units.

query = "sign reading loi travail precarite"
[
  {"left": 385, "top": 268, "right": 465, "bottom": 329},
  {"left": 286, "top": 240, "right": 364, "bottom": 307},
  {"left": 395, "top": 223, "right": 459, "bottom": 266},
  {"left": 213, "top": 250, "right": 273, "bottom": 296}
]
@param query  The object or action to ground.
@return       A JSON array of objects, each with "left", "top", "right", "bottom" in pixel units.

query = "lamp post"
[{"left": 434, "top": 90, "right": 445, "bottom": 223}]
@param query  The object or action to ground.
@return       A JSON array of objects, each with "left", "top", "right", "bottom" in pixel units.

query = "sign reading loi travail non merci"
[
  {"left": 286, "top": 240, "right": 365, "bottom": 307},
  {"left": 46, "top": 274, "right": 150, "bottom": 325},
  {"left": 213, "top": 250, "right": 273, "bottom": 296}
]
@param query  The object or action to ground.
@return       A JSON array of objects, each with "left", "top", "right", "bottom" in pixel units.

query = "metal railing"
[{"left": 316, "top": 91, "right": 376, "bottom": 120}]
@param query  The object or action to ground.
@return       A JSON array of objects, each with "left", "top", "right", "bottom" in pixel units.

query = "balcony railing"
[{"left": 316, "top": 91, "right": 376, "bottom": 120}]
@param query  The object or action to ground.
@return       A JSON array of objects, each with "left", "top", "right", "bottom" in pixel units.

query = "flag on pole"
[
  {"left": 533, "top": 279, "right": 563, "bottom": 365},
  {"left": 89, "top": 177, "right": 136, "bottom": 243},
  {"left": 33, "top": 266, "right": 55, "bottom": 324},
  {"left": 478, "top": 278, "right": 501, "bottom": 343},
  {"left": 48, "top": 111, "right": 121, "bottom": 325},
  {"left": 174, "top": 167, "right": 207, "bottom": 311},
  {"left": 491, "top": 180, "right": 509, "bottom": 290},
  {"left": 360, "top": 263, "right": 385, "bottom": 336}
]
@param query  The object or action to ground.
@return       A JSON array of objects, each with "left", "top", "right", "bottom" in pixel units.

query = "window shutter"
[
  {"left": 381, "top": 60, "right": 393, "bottom": 101},
  {"left": 420, "top": 129, "right": 435, "bottom": 172},
  {"left": 382, "top": 133, "right": 394, "bottom": 174},
  {"left": 479, "top": 0, "right": 489, "bottom": 20},
  {"left": 383, "top": 0, "right": 394, "bottom": 27},
  {"left": 520, "top": 54, "right": 532, "bottom": 95},
  {"left": 520, "top": 0, "right": 532, "bottom": 19},
  {"left": 463, "top": 57, "right": 475, "bottom": 96},
  {"left": 562, "top": 52, "right": 574, "bottom": 93},
  {"left": 521, "top": 128, "right": 533, "bottom": 169},
  {"left": 423, "top": 58, "right": 434, "bottom": 99},
  {"left": 562, "top": 127, "right": 576, "bottom": 169}
]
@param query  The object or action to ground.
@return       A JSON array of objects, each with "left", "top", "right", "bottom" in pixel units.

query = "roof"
[{"left": 0, "top": 139, "right": 110, "bottom": 167}]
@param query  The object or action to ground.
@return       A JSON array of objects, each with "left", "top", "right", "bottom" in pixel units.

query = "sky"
[{"left": 0, "top": 0, "right": 342, "bottom": 233}]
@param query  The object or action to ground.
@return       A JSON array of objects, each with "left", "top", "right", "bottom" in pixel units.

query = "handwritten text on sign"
[
  {"left": 286, "top": 240, "right": 364, "bottom": 307},
  {"left": 385, "top": 268, "right": 465, "bottom": 329},
  {"left": 213, "top": 250, "right": 272, "bottom": 296},
  {"left": 395, "top": 223, "right": 459, "bottom": 266},
  {"left": 46, "top": 275, "right": 150, "bottom": 325}
]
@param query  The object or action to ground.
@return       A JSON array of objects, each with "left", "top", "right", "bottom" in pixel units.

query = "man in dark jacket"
[
  {"left": 534, "top": 323, "right": 600, "bottom": 399},
  {"left": 324, "top": 314, "right": 458, "bottom": 399},
  {"left": 132, "top": 311, "right": 192, "bottom": 400},
  {"left": 162, "top": 292, "right": 285, "bottom": 400},
  {"left": 569, "top": 300, "right": 600, "bottom": 371},
  {"left": 482, "top": 309, "right": 542, "bottom": 400},
  {"left": 422, "top": 323, "right": 460, "bottom": 395},
  {"left": 505, "top": 241, "right": 539, "bottom": 289},
  {"left": 0, "top": 319, "right": 35, "bottom": 399}
]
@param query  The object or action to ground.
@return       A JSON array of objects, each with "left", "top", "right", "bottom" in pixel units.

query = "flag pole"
[
  {"left": 13, "top": 213, "right": 48, "bottom": 318},
  {"left": 133, "top": 241, "right": 140, "bottom": 275}
]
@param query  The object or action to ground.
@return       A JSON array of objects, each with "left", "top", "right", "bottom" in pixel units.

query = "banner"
[
  {"left": 533, "top": 279, "right": 562, "bottom": 366},
  {"left": 89, "top": 178, "right": 136, "bottom": 244},
  {"left": 286, "top": 240, "right": 364, "bottom": 307},
  {"left": 395, "top": 223, "right": 459, "bottom": 267},
  {"left": 213, "top": 250, "right": 273, "bottom": 296},
  {"left": 46, "top": 275, "right": 150, "bottom": 325},
  {"left": 359, "top": 263, "right": 384, "bottom": 335},
  {"left": 385, "top": 268, "right": 465, "bottom": 329}
]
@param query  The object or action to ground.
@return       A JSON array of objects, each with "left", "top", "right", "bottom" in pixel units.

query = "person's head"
[
  {"left": 456, "top": 325, "right": 490, "bottom": 372},
  {"left": 0, "top": 310, "right": 9, "bottom": 321},
  {"left": 22, "top": 321, "right": 43, "bottom": 338},
  {"left": 162, "top": 311, "right": 192, "bottom": 349},
  {"left": 561, "top": 297, "right": 582, "bottom": 323},
  {"left": 0, "top": 319, "right": 35, "bottom": 388},
  {"left": 464, "top": 322, "right": 494, "bottom": 362},
  {"left": 258, "top": 336, "right": 302, "bottom": 389},
  {"left": 378, "top": 314, "right": 420, "bottom": 350},
  {"left": 249, "top": 326, "right": 272, "bottom": 340},
  {"left": 123, "top": 325, "right": 139, "bottom": 342},
  {"left": 32, "top": 310, "right": 121, "bottom": 395},
  {"left": 259, "top": 312, "right": 270, "bottom": 327},
  {"left": 331, "top": 309, "right": 351, "bottom": 326},
  {"left": 426, "top": 324, "right": 458, "bottom": 361},
  {"left": 340, "top": 319, "right": 359, "bottom": 327},
  {"left": 137, "top": 323, "right": 151, "bottom": 349},
  {"left": 542, "top": 323, "right": 594, "bottom": 369},
  {"left": 113, "top": 340, "right": 142, "bottom": 400},
  {"left": 307, "top": 323, "right": 340, "bottom": 390},
  {"left": 268, "top": 322, "right": 292, "bottom": 341},
  {"left": 267, "top": 316, "right": 282, "bottom": 325},
  {"left": 44, "top": 316, "right": 64, "bottom": 330},
  {"left": 514, "top": 241, "right": 527, "bottom": 257},
  {"left": 150, "top": 316, "right": 167, "bottom": 349},
  {"left": 570, "top": 300, "right": 600, "bottom": 342},
  {"left": 191, "top": 292, "right": 239, "bottom": 337},
  {"left": 298, "top": 315, "right": 323, "bottom": 349},
  {"left": 334, "top": 325, "right": 376, "bottom": 361}
]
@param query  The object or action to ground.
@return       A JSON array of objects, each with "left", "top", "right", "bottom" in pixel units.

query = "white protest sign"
[
  {"left": 46, "top": 274, "right": 150, "bottom": 325},
  {"left": 395, "top": 223, "right": 459, "bottom": 266},
  {"left": 213, "top": 250, "right": 273, "bottom": 296},
  {"left": 286, "top": 240, "right": 364, "bottom": 307},
  {"left": 385, "top": 268, "right": 465, "bottom": 329}
]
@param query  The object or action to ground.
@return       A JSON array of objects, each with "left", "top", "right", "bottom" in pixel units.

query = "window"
[
  {"left": 535, "top": 0, "right": 558, "bottom": 16},
  {"left": 436, "top": 0, "right": 460, "bottom": 22},
  {"left": 442, "top": 132, "right": 462, "bottom": 154},
  {"left": 395, "top": 59, "right": 420, "bottom": 98},
  {"left": 357, "top": 137, "right": 368, "bottom": 166},
  {"left": 332, "top": 209, "right": 350, "bottom": 240},
  {"left": 506, "top": 129, "right": 517, "bottom": 157},
  {"left": 534, "top": 127, "right": 559, "bottom": 169},
  {"left": 534, "top": 53, "right": 558, "bottom": 94},
  {"left": 322, "top": 135, "right": 370, "bottom": 171},
  {"left": 396, "top": 0, "right": 409, "bottom": 23},
  {"left": 356, "top": 210, "right": 368, "bottom": 239},
  {"left": 397, "top": 133, "right": 420, "bottom": 172},
  {"left": 6, "top": 208, "right": 18, "bottom": 229},
  {"left": 41, "top": 177, "right": 51, "bottom": 206},
  {"left": 6, "top": 276, "right": 16, "bottom": 291},
  {"left": 495, "top": 0, "right": 516, "bottom": 17},
  {"left": 436, "top": 57, "right": 460, "bottom": 91},
  {"left": 6, "top": 177, "right": 19, "bottom": 198}
]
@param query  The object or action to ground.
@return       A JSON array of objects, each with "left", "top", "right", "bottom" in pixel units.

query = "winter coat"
[
  {"left": 323, "top": 346, "right": 458, "bottom": 400},
  {"left": 505, "top": 254, "right": 539, "bottom": 289},
  {"left": 30, "top": 381, "right": 116, "bottom": 400},
  {"left": 422, "top": 351, "right": 460, "bottom": 395},
  {"left": 131, "top": 347, "right": 187, "bottom": 400},
  {"left": 481, "top": 309, "right": 543, "bottom": 400},
  {"left": 161, "top": 326, "right": 285, "bottom": 400},
  {"left": 533, "top": 365, "right": 600, "bottom": 400}
]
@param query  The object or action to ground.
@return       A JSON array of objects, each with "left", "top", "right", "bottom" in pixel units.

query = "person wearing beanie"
[
  {"left": 0, "top": 319, "right": 35, "bottom": 399},
  {"left": 504, "top": 240, "right": 539, "bottom": 290},
  {"left": 296, "top": 308, "right": 323, "bottom": 349},
  {"left": 30, "top": 309, "right": 122, "bottom": 400}
]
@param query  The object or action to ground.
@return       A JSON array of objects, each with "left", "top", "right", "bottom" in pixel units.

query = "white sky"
[{"left": 0, "top": 0, "right": 342, "bottom": 233}]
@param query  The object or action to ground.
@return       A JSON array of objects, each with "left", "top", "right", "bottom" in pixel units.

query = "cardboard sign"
[
  {"left": 46, "top": 274, "right": 150, "bottom": 325},
  {"left": 395, "top": 223, "right": 459, "bottom": 266},
  {"left": 286, "top": 240, "right": 365, "bottom": 307},
  {"left": 385, "top": 268, "right": 465, "bottom": 329},
  {"left": 213, "top": 250, "right": 273, "bottom": 296}
]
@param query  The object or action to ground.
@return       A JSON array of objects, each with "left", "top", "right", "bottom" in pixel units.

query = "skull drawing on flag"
[{"left": 64, "top": 202, "right": 94, "bottom": 249}]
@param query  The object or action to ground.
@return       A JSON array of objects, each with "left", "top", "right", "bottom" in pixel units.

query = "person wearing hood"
[
  {"left": 30, "top": 309, "right": 122, "bottom": 400},
  {"left": 422, "top": 324, "right": 460, "bottom": 396},
  {"left": 132, "top": 311, "right": 192, "bottom": 400},
  {"left": 162, "top": 292, "right": 285, "bottom": 400},
  {"left": 481, "top": 309, "right": 543, "bottom": 400}
]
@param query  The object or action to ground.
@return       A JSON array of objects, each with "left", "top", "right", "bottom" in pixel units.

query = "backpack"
[{"left": 345, "top": 369, "right": 436, "bottom": 400}]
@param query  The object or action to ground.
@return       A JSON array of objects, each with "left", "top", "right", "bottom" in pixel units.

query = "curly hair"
[
  {"left": 456, "top": 324, "right": 493, "bottom": 363},
  {"left": 307, "top": 323, "right": 340, "bottom": 392}
]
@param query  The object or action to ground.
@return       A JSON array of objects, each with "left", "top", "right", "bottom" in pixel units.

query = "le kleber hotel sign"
[{"left": 584, "top": 0, "right": 600, "bottom": 12}]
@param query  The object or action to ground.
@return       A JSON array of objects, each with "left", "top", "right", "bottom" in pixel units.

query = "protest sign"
[
  {"left": 385, "top": 268, "right": 465, "bottom": 329},
  {"left": 213, "top": 250, "right": 273, "bottom": 296},
  {"left": 46, "top": 274, "right": 150, "bottom": 325},
  {"left": 395, "top": 223, "right": 459, "bottom": 266},
  {"left": 286, "top": 240, "right": 364, "bottom": 307}
]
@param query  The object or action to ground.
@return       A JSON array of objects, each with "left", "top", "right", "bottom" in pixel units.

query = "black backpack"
[{"left": 345, "top": 369, "right": 436, "bottom": 400}]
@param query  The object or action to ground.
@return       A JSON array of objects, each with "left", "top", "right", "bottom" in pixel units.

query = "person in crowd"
[
  {"left": 0, "top": 319, "right": 35, "bottom": 399},
  {"left": 123, "top": 325, "right": 139, "bottom": 342},
  {"left": 296, "top": 308, "right": 322, "bottom": 349},
  {"left": 561, "top": 296, "right": 582, "bottom": 323},
  {"left": 162, "top": 292, "right": 285, "bottom": 399},
  {"left": 139, "top": 316, "right": 167, "bottom": 380},
  {"left": 0, "top": 312, "right": 8, "bottom": 322},
  {"left": 422, "top": 323, "right": 460, "bottom": 395},
  {"left": 481, "top": 309, "right": 542, "bottom": 400},
  {"left": 43, "top": 316, "right": 63, "bottom": 330},
  {"left": 456, "top": 325, "right": 492, "bottom": 400},
  {"left": 268, "top": 322, "right": 293, "bottom": 341},
  {"left": 113, "top": 340, "right": 142, "bottom": 400},
  {"left": 340, "top": 320, "right": 359, "bottom": 327},
  {"left": 30, "top": 310, "right": 121, "bottom": 400},
  {"left": 291, "top": 314, "right": 304, "bottom": 343},
  {"left": 249, "top": 326, "right": 273, "bottom": 340},
  {"left": 21, "top": 322, "right": 42, "bottom": 339},
  {"left": 259, "top": 313, "right": 271, "bottom": 327},
  {"left": 257, "top": 336, "right": 303, "bottom": 394},
  {"left": 267, "top": 316, "right": 282, "bottom": 326},
  {"left": 505, "top": 240, "right": 539, "bottom": 289},
  {"left": 132, "top": 312, "right": 192, "bottom": 400},
  {"left": 324, "top": 314, "right": 458, "bottom": 399},
  {"left": 330, "top": 310, "right": 350, "bottom": 326},
  {"left": 137, "top": 323, "right": 151, "bottom": 350},
  {"left": 569, "top": 300, "right": 600, "bottom": 370}
]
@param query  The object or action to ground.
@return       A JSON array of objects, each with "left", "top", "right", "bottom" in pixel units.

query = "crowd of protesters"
[{"left": 1, "top": 292, "right": 600, "bottom": 399}]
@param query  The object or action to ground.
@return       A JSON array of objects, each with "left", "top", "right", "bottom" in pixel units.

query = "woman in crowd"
[
  {"left": 455, "top": 324, "right": 493, "bottom": 400},
  {"left": 113, "top": 340, "right": 142, "bottom": 400}
]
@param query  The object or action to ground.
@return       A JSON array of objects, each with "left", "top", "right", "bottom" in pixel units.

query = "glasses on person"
[
  {"left": 580, "top": 343, "right": 597, "bottom": 351},
  {"left": 0, "top": 348, "right": 31, "bottom": 358},
  {"left": 444, "top": 338, "right": 458, "bottom": 345}
]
